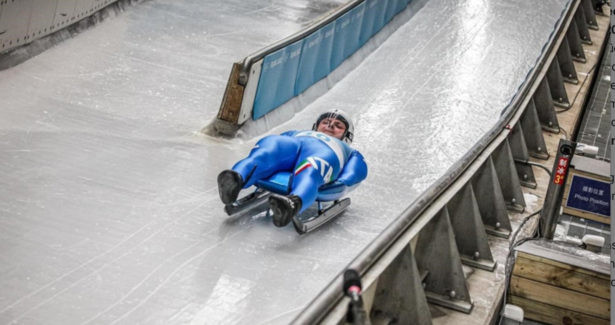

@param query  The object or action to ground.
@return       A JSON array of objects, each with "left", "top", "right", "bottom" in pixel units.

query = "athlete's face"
[{"left": 317, "top": 117, "right": 346, "bottom": 140}]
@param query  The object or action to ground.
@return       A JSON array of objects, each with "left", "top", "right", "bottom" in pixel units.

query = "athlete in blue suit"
[{"left": 218, "top": 109, "right": 368, "bottom": 227}]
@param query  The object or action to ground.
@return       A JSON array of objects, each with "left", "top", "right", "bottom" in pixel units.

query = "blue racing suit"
[{"left": 231, "top": 130, "right": 368, "bottom": 213}]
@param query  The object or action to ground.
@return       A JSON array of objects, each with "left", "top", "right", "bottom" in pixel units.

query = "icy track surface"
[{"left": 0, "top": 0, "right": 569, "bottom": 324}]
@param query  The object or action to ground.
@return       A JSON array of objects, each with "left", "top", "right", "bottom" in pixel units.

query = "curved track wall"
[{"left": 0, "top": 0, "right": 119, "bottom": 54}]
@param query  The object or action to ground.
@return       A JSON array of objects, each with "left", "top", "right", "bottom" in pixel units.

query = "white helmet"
[{"left": 312, "top": 109, "right": 355, "bottom": 144}]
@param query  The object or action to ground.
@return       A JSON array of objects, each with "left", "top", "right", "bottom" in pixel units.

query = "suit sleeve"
[{"left": 336, "top": 151, "right": 368, "bottom": 186}]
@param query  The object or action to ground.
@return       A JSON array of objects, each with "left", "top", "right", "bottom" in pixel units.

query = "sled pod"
[
  {"left": 471, "top": 157, "right": 512, "bottom": 238},
  {"left": 520, "top": 99, "right": 550, "bottom": 160},
  {"left": 492, "top": 140, "right": 526, "bottom": 212},
  {"left": 447, "top": 185, "right": 496, "bottom": 271},
  {"left": 566, "top": 21, "right": 587, "bottom": 63},
  {"left": 546, "top": 58, "right": 570, "bottom": 108},
  {"left": 557, "top": 38, "right": 579, "bottom": 84},
  {"left": 371, "top": 245, "right": 432, "bottom": 325},
  {"left": 509, "top": 123, "right": 538, "bottom": 189},
  {"left": 415, "top": 209, "right": 473, "bottom": 313},
  {"left": 533, "top": 79, "right": 560, "bottom": 133}
]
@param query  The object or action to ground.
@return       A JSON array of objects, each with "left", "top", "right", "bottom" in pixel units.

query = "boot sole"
[
  {"left": 269, "top": 196, "right": 291, "bottom": 227},
  {"left": 217, "top": 171, "right": 241, "bottom": 204}
]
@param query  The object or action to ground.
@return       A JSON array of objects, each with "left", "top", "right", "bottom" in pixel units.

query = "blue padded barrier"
[
  {"left": 330, "top": 10, "right": 353, "bottom": 71},
  {"left": 343, "top": 3, "right": 366, "bottom": 61},
  {"left": 385, "top": 0, "right": 409, "bottom": 27},
  {"left": 295, "top": 23, "right": 335, "bottom": 95},
  {"left": 253, "top": 40, "right": 304, "bottom": 119},
  {"left": 331, "top": 3, "right": 365, "bottom": 70},
  {"left": 384, "top": 0, "right": 397, "bottom": 24},
  {"left": 372, "top": 0, "right": 390, "bottom": 36},
  {"left": 252, "top": 0, "right": 412, "bottom": 120},
  {"left": 359, "top": 0, "right": 378, "bottom": 45}
]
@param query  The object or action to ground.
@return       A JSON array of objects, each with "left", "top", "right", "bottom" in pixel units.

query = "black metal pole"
[
  {"left": 539, "top": 139, "right": 576, "bottom": 239},
  {"left": 344, "top": 269, "right": 371, "bottom": 325}
]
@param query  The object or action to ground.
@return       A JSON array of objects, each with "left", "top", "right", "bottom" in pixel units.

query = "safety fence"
[
  {"left": 214, "top": 0, "right": 419, "bottom": 134},
  {"left": 288, "top": 0, "right": 606, "bottom": 323},
  {"left": 0, "top": 0, "right": 119, "bottom": 54}
]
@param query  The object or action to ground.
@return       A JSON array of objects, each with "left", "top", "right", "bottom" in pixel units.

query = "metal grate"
[{"left": 576, "top": 46, "right": 611, "bottom": 161}]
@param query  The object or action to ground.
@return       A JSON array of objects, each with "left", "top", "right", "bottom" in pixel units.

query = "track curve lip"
[{"left": 0, "top": 0, "right": 570, "bottom": 324}]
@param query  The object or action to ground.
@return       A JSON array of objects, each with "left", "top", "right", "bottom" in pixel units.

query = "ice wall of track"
[
  {"left": 0, "top": 0, "right": 569, "bottom": 324},
  {"left": 0, "top": 0, "right": 119, "bottom": 54}
]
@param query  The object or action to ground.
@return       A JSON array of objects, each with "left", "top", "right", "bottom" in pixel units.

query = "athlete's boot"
[
  {"left": 269, "top": 194, "right": 302, "bottom": 227},
  {"left": 217, "top": 170, "right": 243, "bottom": 204}
]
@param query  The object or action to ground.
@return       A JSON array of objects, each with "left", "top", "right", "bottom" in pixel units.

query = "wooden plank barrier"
[
  {"left": 514, "top": 252, "right": 609, "bottom": 299},
  {"left": 508, "top": 296, "right": 609, "bottom": 325},
  {"left": 509, "top": 251, "right": 610, "bottom": 323}
]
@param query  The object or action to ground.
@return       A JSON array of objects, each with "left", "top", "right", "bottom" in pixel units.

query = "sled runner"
[{"left": 223, "top": 171, "right": 352, "bottom": 234}]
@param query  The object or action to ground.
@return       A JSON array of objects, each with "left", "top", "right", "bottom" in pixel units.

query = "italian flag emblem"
[{"left": 294, "top": 159, "right": 312, "bottom": 175}]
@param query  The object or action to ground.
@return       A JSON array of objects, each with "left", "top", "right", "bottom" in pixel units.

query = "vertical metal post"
[
  {"left": 520, "top": 99, "right": 550, "bottom": 160},
  {"left": 370, "top": 246, "right": 432, "bottom": 325},
  {"left": 492, "top": 140, "right": 527, "bottom": 212},
  {"left": 566, "top": 20, "right": 587, "bottom": 63},
  {"left": 415, "top": 209, "right": 473, "bottom": 313},
  {"left": 509, "top": 123, "right": 538, "bottom": 188},
  {"left": 557, "top": 38, "right": 579, "bottom": 84},
  {"left": 574, "top": 5, "right": 593, "bottom": 44},
  {"left": 583, "top": 0, "right": 599, "bottom": 30},
  {"left": 539, "top": 139, "right": 576, "bottom": 239},
  {"left": 447, "top": 185, "right": 496, "bottom": 271},
  {"left": 546, "top": 58, "right": 571, "bottom": 108},
  {"left": 533, "top": 78, "right": 561, "bottom": 133},
  {"left": 471, "top": 157, "right": 512, "bottom": 238}
]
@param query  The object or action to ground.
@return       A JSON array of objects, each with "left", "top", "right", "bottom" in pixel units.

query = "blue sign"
[{"left": 566, "top": 174, "right": 610, "bottom": 217}]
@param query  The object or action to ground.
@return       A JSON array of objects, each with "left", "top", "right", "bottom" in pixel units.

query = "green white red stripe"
[{"left": 294, "top": 160, "right": 312, "bottom": 175}]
